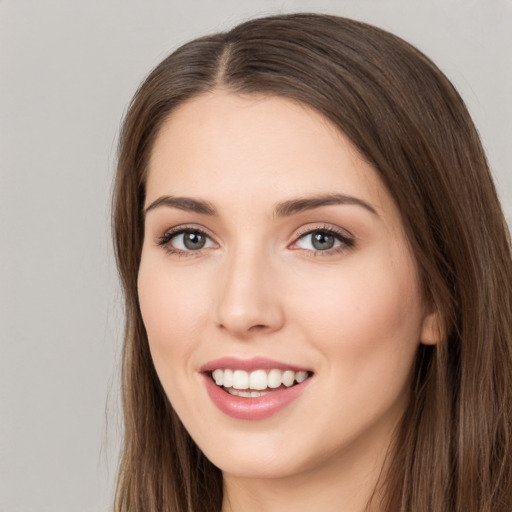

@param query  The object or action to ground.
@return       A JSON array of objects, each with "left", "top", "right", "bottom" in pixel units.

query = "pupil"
[
  {"left": 312, "top": 232, "right": 334, "bottom": 250},
  {"left": 184, "top": 232, "right": 205, "bottom": 250}
]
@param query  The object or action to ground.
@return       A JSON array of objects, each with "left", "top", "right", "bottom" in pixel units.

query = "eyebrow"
[
  {"left": 144, "top": 193, "right": 378, "bottom": 218},
  {"left": 274, "top": 193, "right": 378, "bottom": 217},
  {"left": 144, "top": 196, "right": 217, "bottom": 216}
]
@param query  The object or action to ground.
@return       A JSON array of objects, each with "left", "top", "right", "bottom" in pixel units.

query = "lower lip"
[{"left": 203, "top": 374, "right": 311, "bottom": 420}]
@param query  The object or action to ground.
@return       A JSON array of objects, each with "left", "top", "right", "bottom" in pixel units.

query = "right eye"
[{"left": 157, "top": 228, "right": 216, "bottom": 254}]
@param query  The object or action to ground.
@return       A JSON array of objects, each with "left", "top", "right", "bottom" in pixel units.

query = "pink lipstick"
[{"left": 200, "top": 357, "right": 312, "bottom": 420}]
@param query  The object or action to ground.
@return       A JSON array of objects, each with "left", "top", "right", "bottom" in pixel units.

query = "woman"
[{"left": 112, "top": 13, "right": 512, "bottom": 512}]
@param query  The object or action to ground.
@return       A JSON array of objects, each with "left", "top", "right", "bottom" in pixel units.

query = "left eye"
[
  {"left": 164, "top": 230, "right": 215, "bottom": 251},
  {"left": 294, "top": 230, "right": 348, "bottom": 251}
]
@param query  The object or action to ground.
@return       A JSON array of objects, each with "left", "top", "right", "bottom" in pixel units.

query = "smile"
[
  {"left": 201, "top": 358, "right": 313, "bottom": 420},
  {"left": 212, "top": 368, "right": 310, "bottom": 395}
]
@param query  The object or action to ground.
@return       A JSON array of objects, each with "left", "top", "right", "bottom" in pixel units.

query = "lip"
[
  {"left": 200, "top": 357, "right": 313, "bottom": 420},
  {"left": 200, "top": 356, "right": 311, "bottom": 373}
]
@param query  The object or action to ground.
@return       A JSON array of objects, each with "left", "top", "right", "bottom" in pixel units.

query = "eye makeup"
[
  {"left": 154, "top": 221, "right": 355, "bottom": 259},
  {"left": 289, "top": 224, "right": 355, "bottom": 257},
  {"left": 155, "top": 224, "right": 217, "bottom": 257}
]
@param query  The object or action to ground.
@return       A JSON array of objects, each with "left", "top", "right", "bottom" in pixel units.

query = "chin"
[{"left": 208, "top": 448, "right": 306, "bottom": 480}]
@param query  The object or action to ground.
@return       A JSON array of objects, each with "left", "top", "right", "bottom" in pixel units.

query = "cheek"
[
  {"left": 284, "top": 256, "right": 424, "bottom": 447},
  {"left": 288, "top": 253, "right": 424, "bottom": 378},
  {"left": 137, "top": 258, "right": 210, "bottom": 380},
  {"left": 137, "top": 258, "right": 216, "bottom": 425}
]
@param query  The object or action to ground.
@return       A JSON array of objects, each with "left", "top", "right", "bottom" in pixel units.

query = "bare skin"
[{"left": 139, "top": 91, "right": 440, "bottom": 512}]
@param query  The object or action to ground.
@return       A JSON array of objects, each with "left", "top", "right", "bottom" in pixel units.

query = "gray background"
[{"left": 0, "top": 1, "right": 510, "bottom": 511}]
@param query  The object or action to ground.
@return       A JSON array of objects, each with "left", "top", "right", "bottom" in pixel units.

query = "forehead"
[{"left": 145, "top": 91, "right": 394, "bottom": 221}]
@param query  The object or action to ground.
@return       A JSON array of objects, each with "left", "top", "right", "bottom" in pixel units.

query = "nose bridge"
[{"left": 215, "top": 239, "right": 283, "bottom": 337}]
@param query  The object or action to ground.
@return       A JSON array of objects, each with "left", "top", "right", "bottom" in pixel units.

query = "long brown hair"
[{"left": 112, "top": 13, "right": 512, "bottom": 511}]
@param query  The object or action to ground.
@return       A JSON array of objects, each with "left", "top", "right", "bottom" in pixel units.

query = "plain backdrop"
[{"left": 0, "top": 1, "right": 510, "bottom": 511}]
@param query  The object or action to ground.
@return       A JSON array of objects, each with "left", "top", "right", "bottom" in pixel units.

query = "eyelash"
[
  {"left": 156, "top": 225, "right": 214, "bottom": 257},
  {"left": 156, "top": 225, "right": 355, "bottom": 257},
  {"left": 292, "top": 225, "right": 355, "bottom": 256}
]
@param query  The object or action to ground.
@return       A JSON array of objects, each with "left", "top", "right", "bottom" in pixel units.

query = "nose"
[{"left": 215, "top": 247, "right": 285, "bottom": 339}]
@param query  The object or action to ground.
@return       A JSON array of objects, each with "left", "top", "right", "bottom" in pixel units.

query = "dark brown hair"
[{"left": 112, "top": 13, "right": 512, "bottom": 511}]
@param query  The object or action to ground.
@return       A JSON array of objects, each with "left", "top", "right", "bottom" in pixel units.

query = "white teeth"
[
  {"left": 223, "top": 369, "right": 233, "bottom": 388},
  {"left": 249, "top": 369, "right": 268, "bottom": 390},
  {"left": 282, "top": 370, "right": 295, "bottom": 387},
  {"left": 296, "top": 371, "right": 308, "bottom": 383},
  {"left": 267, "top": 369, "right": 283, "bottom": 388},
  {"left": 232, "top": 370, "right": 249, "bottom": 390},
  {"left": 211, "top": 368, "right": 310, "bottom": 391},
  {"left": 212, "top": 369, "right": 223, "bottom": 386},
  {"left": 227, "top": 388, "right": 269, "bottom": 398}
]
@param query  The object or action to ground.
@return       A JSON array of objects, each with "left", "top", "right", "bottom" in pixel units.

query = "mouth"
[
  {"left": 209, "top": 368, "right": 312, "bottom": 397},
  {"left": 200, "top": 358, "right": 313, "bottom": 420}
]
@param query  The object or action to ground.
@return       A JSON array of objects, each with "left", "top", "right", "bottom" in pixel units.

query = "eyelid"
[
  {"left": 154, "top": 222, "right": 354, "bottom": 256},
  {"left": 155, "top": 224, "right": 219, "bottom": 254},
  {"left": 293, "top": 223, "right": 353, "bottom": 240},
  {"left": 289, "top": 224, "right": 355, "bottom": 253}
]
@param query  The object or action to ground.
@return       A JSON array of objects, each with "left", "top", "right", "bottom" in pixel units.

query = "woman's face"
[{"left": 138, "top": 91, "right": 438, "bottom": 480}]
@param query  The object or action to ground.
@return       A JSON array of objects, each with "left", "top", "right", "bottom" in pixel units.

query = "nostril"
[{"left": 249, "top": 324, "right": 269, "bottom": 331}]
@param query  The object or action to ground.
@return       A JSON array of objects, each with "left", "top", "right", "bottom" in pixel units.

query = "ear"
[{"left": 420, "top": 307, "right": 444, "bottom": 346}]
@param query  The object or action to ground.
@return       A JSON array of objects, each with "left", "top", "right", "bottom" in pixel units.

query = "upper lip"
[{"left": 199, "top": 356, "right": 312, "bottom": 373}]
